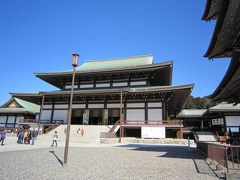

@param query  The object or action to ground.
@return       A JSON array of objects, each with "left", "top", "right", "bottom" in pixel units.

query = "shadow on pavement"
[
  {"left": 117, "top": 144, "right": 225, "bottom": 179},
  {"left": 117, "top": 144, "right": 204, "bottom": 159},
  {"left": 49, "top": 151, "right": 63, "bottom": 166}
]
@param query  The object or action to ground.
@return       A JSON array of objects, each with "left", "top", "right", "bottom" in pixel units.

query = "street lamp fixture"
[
  {"left": 64, "top": 53, "right": 79, "bottom": 165},
  {"left": 72, "top": 54, "right": 79, "bottom": 67}
]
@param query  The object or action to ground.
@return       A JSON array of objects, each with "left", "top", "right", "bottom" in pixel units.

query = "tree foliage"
[{"left": 184, "top": 96, "right": 217, "bottom": 109}]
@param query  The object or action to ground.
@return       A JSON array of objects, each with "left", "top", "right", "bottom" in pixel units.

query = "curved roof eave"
[
  {"left": 202, "top": 0, "right": 224, "bottom": 21},
  {"left": 207, "top": 50, "right": 240, "bottom": 101},
  {"left": 41, "top": 84, "right": 194, "bottom": 96},
  {"left": 204, "top": 0, "right": 230, "bottom": 58},
  {"left": 34, "top": 61, "right": 173, "bottom": 77}
]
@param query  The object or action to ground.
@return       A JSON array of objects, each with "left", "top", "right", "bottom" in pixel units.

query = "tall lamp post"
[{"left": 64, "top": 53, "right": 79, "bottom": 165}]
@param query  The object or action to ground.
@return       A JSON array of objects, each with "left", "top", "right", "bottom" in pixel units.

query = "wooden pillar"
[
  {"left": 85, "top": 109, "right": 90, "bottom": 125},
  {"left": 119, "top": 125, "right": 122, "bottom": 143},
  {"left": 103, "top": 109, "right": 108, "bottom": 125},
  {"left": 5, "top": 115, "right": 9, "bottom": 127},
  {"left": 176, "top": 128, "right": 183, "bottom": 139},
  {"left": 145, "top": 101, "right": 148, "bottom": 123},
  {"left": 201, "top": 120, "right": 204, "bottom": 131},
  {"left": 162, "top": 101, "right": 166, "bottom": 120},
  {"left": 120, "top": 91, "right": 123, "bottom": 120},
  {"left": 50, "top": 99, "right": 55, "bottom": 123},
  {"left": 223, "top": 113, "right": 227, "bottom": 133},
  {"left": 14, "top": 115, "right": 17, "bottom": 128},
  {"left": 38, "top": 94, "right": 45, "bottom": 131}
]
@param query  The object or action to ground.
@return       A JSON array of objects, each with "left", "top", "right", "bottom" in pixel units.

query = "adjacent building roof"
[
  {"left": 209, "top": 102, "right": 240, "bottom": 112},
  {"left": 202, "top": 1, "right": 240, "bottom": 104},
  {"left": 204, "top": 0, "right": 240, "bottom": 58},
  {"left": 202, "top": 0, "right": 222, "bottom": 20},
  {"left": 0, "top": 97, "right": 40, "bottom": 114},
  {"left": 177, "top": 109, "right": 208, "bottom": 118},
  {"left": 207, "top": 50, "right": 240, "bottom": 103}
]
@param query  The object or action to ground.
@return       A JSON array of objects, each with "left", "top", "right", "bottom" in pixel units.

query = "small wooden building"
[{"left": 0, "top": 97, "right": 40, "bottom": 130}]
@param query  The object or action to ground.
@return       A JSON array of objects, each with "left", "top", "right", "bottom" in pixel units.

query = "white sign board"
[
  {"left": 212, "top": 118, "right": 224, "bottom": 125},
  {"left": 141, "top": 127, "right": 165, "bottom": 138}
]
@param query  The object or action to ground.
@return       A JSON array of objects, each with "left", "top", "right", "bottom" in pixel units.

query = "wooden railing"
[
  {"left": 109, "top": 120, "right": 121, "bottom": 133},
  {"left": 40, "top": 120, "right": 64, "bottom": 124},
  {"left": 119, "top": 120, "right": 183, "bottom": 126},
  {"left": 19, "top": 119, "right": 39, "bottom": 124},
  {"left": 43, "top": 120, "right": 64, "bottom": 134},
  {"left": 197, "top": 142, "right": 240, "bottom": 172},
  {"left": 193, "top": 131, "right": 199, "bottom": 142}
]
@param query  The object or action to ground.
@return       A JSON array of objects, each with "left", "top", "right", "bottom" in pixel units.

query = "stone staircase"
[
  {"left": 38, "top": 125, "right": 111, "bottom": 145},
  {"left": 195, "top": 131, "right": 218, "bottom": 142}
]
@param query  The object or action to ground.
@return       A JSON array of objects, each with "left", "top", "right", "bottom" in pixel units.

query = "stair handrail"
[
  {"left": 44, "top": 121, "right": 62, "bottom": 134},
  {"left": 193, "top": 131, "right": 199, "bottom": 142},
  {"left": 109, "top": 120, "right": 121, "bottom": 133}
]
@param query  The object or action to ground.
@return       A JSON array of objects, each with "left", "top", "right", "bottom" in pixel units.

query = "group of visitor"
[
  {"left": 77, "top": 128, "right": 84, "bottom": 136},
  {"left": 17, "top": 129, "right": 38, "bottom": 145}
]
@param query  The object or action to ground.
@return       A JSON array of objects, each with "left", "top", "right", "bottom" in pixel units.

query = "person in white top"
[{"left": 51, "top": 131, "right": 58, "bottom": 147}]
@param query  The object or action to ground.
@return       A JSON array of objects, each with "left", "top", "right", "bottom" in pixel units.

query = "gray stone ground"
[{"left": 0, "top": 144, "right": 225, "bottom": 180}]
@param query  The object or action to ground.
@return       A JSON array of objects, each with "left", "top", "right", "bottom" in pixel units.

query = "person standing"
[
  {"left": 31, "top": 129, "right": 37, "bottom": 145},
  {"left": 24, "top": 130, "right": 29, "bottom": 144},
  {"left": 0, "top": 130, "right": 6, "bottom": 145},
  {"left": 18, "top": 130, "right": 24, "bottom": 144},
  {"left": 81, "top": 128, "right": 84, "bottom": 137},
  {"left": 77, "top": 128, "right": 81, "bottom": 135},
  {"left": 51, "top": 131, "right": 58, "bottom": 147}
]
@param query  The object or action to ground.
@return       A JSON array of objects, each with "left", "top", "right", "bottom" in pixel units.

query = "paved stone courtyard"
[{"left": 0, "top": 144, "right": 224, "bottom": 180}]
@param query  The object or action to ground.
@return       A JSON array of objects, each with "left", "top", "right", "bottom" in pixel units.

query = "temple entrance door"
[
  {"left": 71, "top": 109, "right": 84, "bottom": 125},
  {"left": 108, "top": 109, "right": 120, "bottom": 125},
  {"left": 89, "top": 109, "right": 103, "bottom": 125}
]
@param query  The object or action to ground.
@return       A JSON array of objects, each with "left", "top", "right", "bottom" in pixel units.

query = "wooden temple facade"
[{"left": 11, "top": 55, "right": 193, "bottom": 138}]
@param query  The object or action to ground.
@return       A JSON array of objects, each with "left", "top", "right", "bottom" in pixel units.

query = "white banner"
[{"left": 141, "top": 127, "right": 165, "bottom": 138}]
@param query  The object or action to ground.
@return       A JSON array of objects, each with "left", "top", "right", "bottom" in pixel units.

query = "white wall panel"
[
  {"left": 130, "top": 81, "right": 146, "bottom": 86},
  {"left": 72, "top": 104, "right": 86, "bottom": 109},
  {"left": 127, "top": 103, "right": 145, "bottom": 108},
  {"left": 53, "top": 110, "right": 68, "bottom": 124},
  {"left": 148, "top": 102, "right": 162, "bottom": 108},
  {"left": 65, "top": 85, "right": 78, "bottom": 89},
  {"left": 96, "top": 83, "right": 110, "bottom": 88},
  {"left": 80, "top": 84, "right": 93, "bottom": 88},
  {"left": 107, "top": 104, "right": 121, "bottom": 108},
  {"left": 126, "top": 109, "right": 145, "bottom": 121},
  {"left": 0, "top": 116, "right": 7, "bottom": 123},
  {"left": 88, "top": 104, "right": 104, "bottom": 108},
  {"left": 7, "top": 116, "right": 15, "bottom": 123},
  {"left": 55, "top": 104, "right": 68, "bottom": 109},
  {"left": 112, "top": 82, "right": 128, "bottom": 87},
  {"left": 148, "top": 109, "right": 163, "bottom": 121},
  {"left": 41, "top": 110, "right": 52, "bottom": 120},
  {"left": 43, "top": 105, "right": 52, "bottom": 109},
  {"left": 226, "top": 116, "right": 240, "bottom": 132}
]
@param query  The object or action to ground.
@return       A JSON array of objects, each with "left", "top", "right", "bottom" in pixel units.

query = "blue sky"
[{"left": 0, "top": 0, "right": 230, "bottom": 105}]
